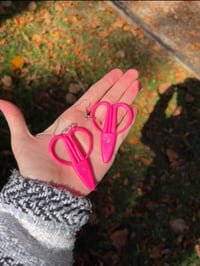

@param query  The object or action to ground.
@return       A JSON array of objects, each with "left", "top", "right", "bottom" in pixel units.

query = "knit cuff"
[{"left": 0, "top": 170, "right": 92, "bottom": 248}]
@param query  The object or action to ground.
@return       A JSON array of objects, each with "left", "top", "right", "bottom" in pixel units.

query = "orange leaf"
[
  {"left": 51, "top": 32, "right": 60, "bottom": 39},
  {"left": 141, "top": 157, "right": 152, "bottom": 165},
  {"left": 98, "top": 31, "right": 109, "bottom": 38},
  {"left": 66, "top": 38, "right": 74, "bottom": 45},
  {"left": 32, "top": 34, "right": 42, "bottom": 42},
  {"left": 157, "top": 82, "right": 172, "bottom": 94},
  {"left": 112, "top": 20, "right": 124, "bottom": 29},
  {"left": 0, "top": 38, "right": 6, "bottom": 46},
  {"left": 135, "top": 27, "right": 143, "bottom": 36},
  {"left": 189, "top": 30, "right": 197, "bottom": 37},
  {"left": 122, "top": 24, "right": 132, "bottom": 32},
  {"left": 91, "top": 20, "right": 100, "bottom": 29},
  {"left": 10, "top": 56, "right": 24, "bottom": 69},
  {"left": 132, "top": 4, "right": 139, "bottom": 10},
  {"left": 13, "top": 17, "right": 26, "bottom": 26},
  {"left": 39, "top": 7, "right": 46, "bottom": 16}
]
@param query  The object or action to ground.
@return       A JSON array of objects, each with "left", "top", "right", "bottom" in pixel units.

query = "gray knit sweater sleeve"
[{"left": 0, "top": 170, "right": 92, "bottom": 266}]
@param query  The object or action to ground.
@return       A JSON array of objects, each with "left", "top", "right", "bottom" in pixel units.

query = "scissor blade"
[
  {"left": 103, "top": 104, "right": 113, "bottom": 133},
  {"left": 101, "top": 133, "right": 117, "bottom": 163},
  {"left": 73, "top": 159, "right": 95, "bottom": 190},
  {"left": 65, "top": 135, "right": 84, "bottom": 164}
]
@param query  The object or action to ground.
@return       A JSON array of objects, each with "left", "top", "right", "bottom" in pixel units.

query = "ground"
[{"left": 0, "top": 1, "right": 200, "bottom": 265}]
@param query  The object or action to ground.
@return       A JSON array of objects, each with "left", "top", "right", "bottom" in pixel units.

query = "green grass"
[{"left": 0, "top": 1, "right": 199, "bottom": 265}]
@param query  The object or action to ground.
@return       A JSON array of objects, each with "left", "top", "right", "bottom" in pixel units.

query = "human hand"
[{"left": 0, "top": 69, "right": 140, "bottom": 195}]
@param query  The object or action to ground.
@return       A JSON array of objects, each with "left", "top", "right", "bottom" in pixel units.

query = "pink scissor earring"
[
  {"left": 49, "top": 122, "right": 95, "bottom": 191},
  {"left": 90, "top": 101, "right": 134, "bottom": 164}
]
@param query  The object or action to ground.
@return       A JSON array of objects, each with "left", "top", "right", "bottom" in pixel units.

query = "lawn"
[{"left": 0, "top": 1, "right": 200, "bottom": 265}]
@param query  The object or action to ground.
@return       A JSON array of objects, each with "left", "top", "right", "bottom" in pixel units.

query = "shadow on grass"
[
  {"left": 75, "top": 78, "right": 200, "bottom": 265},
  {"left": 140, "top": 77, "right": 200, "bottom": 265},
  {"left": 0, "top": 1, "right": 37, "bottom": 26}
]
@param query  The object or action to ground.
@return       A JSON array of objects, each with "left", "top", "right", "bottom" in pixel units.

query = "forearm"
[{"left": 0, "top": 170, "right": 92, "bottom": 266}]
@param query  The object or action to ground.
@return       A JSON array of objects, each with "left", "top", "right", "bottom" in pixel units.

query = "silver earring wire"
[
  {"left": 73, "top": 98, "right": 93, "bottom": 120},
  {"left": 53, "top": 99, "right": 93, "bottom": 136}
]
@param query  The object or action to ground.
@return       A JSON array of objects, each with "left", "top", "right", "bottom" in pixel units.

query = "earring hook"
[
  {"left": 73, "top": 98, "right": 93, "bottom": 120},
  {"left": 53, "top": 99, "right": 93, "bottom": 136}
]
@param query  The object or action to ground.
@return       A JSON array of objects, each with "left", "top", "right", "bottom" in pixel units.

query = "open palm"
[{"left": 0, "top": 69, "right": 140, "bottom": 195}]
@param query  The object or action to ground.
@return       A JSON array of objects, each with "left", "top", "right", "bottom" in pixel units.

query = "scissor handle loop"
[
  {"left": 67, "top": 126, "right": 93, "bottom": 159},
  {"left": 90, "top": 101, "right": 110, "bottom": 132},
  {"left": 114, "top": 102, "right": 133, "bottom": 134},
  {"left": 49, "top": 126, "right": 92, "bottom": 166},
  {"left": 90, "top": 101, "right": 133, "bottom": 134},
  {"left": 49, "top": 135, "right": 71, "bottom": 166}
]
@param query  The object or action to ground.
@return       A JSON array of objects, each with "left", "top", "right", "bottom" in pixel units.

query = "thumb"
[{"left": 0, "top": 100, "right": 31, "bottom": 143}]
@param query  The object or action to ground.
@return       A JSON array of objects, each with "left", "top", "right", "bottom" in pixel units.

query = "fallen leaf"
[
  {"left": 51, "top": 32, "right": 60, "bottom": 39},
  {"left": 98, "top": 31, "right": 109, "bottom": 38},
  {"left": 65, "top": 93, "right": 77, "bottom": 105},
  {"left": 14, "top": 17, "right": 26, "bottom": 27},
  {"left": 55, "top": 4, "right": 62, "bottom": 12},
  {"left": 110, "top": 228, "right": 128, "bottom": 251},
  {"left": 55, "top": 63, "right": 66, "bottom": 77},
  {"left": 91, "top": 20, "right": 100, "bottom": 28},
  {"left": 157, "top": 82, "right": 172, "bottom": 94},
  {"left": 171, "top": 105, "right": 182, "bottom": 116},
  {"left": 112, "top": 20, "right": 124, "bottom": 29},
  {"left": 68, "top": 83, "right": 81, "bottom": 94},
  {"left": 170, "top": 218, "right": 187, "bottom": 234},
  {"left": 116, "top": 50, "right": 125, "bottom": 58},
  {"left": 122, "top": 24, "right": 132, "bottom": 32},
  {"left": 1, "top": 75, "right": 12, "bottom": 87},
  {"left": 132, "top": 4, "right": 139, "bottom": 10},
  {"left": 32, "top": 34, "right": 42, "bottom": 42},
  {"left": 123, "top": 178, "right": 129, "bottom": 185},
  {"left": 0, "top": 38, "right": 6, "bottom": 46},
  {"left": 195, "top": 244, "right": 200, "bottom": 259},
  {"left": 137, "top": 187, "right": 143, "bottom": 196},
  {"left": 134, "top": 27, "right": 143, "bottom": 36},
  {"left": 141, "top": 157, "right": 152, "bottom": 165},
  {"left": 189, "top": 30, "right": 197, "bottom": 37},
  {"left": 21, "top": 32, "right": 30, "bottom": 42},
  {"left": 28, "top": 1, "right": 37, "bottom": 11},
  {"left": 10, "top": 56, "right": 24, "bottom": 69},
  {"left": 128, "top": 135, "right": 141, "bottom": 145},
  {"left": 176, "top": 71, "right": 187, "bottom": 82},
  {"left": 39, "top": 7, "right": 46, "bottom": 16},
  {"left": 149, "top": 245, "right": 162, "bottom": 259},
  {"left": 66, "top": 38, "right": 74, "bottom": 45},
  {"left": 166, "top": 149, "right": 179, "bottom": 162},
  {"left": 145, "top": 16, "right": 158, "bottom": 27}
]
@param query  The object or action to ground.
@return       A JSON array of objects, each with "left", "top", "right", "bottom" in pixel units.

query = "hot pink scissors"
[
  {"left": 90, "top": 101, "right": 134, "bottom": 163},
  {"left": 49, "top": 126, "right": 95, "bottom": 191}
]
